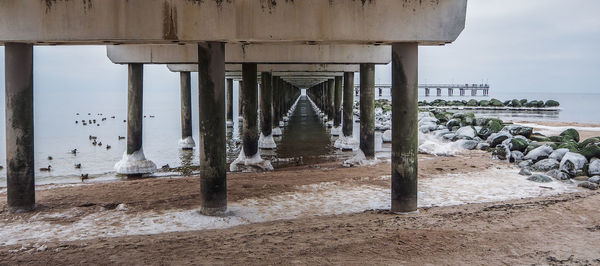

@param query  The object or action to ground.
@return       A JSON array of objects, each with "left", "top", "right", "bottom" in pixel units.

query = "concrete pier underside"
[{"left": 1, "top": 0, "right": 466, "bottom": 214}]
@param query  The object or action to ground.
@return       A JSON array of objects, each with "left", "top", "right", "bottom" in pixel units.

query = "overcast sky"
[{"left": 0, "top": 0, "right": 599, "bottom": 95}]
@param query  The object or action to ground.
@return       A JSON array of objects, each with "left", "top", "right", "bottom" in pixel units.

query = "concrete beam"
[
  {"left": 0, "top": 0, "right": 467, "bottom": 45},
  {"left": 168, "top": 64, "right": 360, "bottom": 73},
  {"left": 108, "top": 44, "right": 390, "bottom": 64}
]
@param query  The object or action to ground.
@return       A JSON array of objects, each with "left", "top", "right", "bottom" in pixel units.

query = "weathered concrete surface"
[
  {"left": 242, "top": 63, "right": 259, "bottom": 157},
  {"left": 126, "top": 64, "right": 144, "bottom": 155},
  {"left": 179, "top": 71, "right": 194, "bottom": 149},
  {"left": 327, "top": 79, "right": 335, "bottom": 119},
  {"left": 342, "top": 72, "right": 354, "bottom": 138},
  {"left": 391, "top": 43, "right": 419, "bottom": 213},
  {"left": 226, "top": 78, "right": 234, "bottom": 122},
  {"left": 0, "top": 0, "right": 467, "bottom": 45},
  {"left": 360, "top": 64, "right": 375, "bottom": 159},
  {"left": 260, "top": 72, "right": 273, "bottom": 139},
  {"left": 333, "top": 76, "right": 342, "bottom": 128},
  {"left": 197, "top": 42, "right": 227, "bottom": 216},
  {"left": 168, "top": 64, "right": 360, "bottom": 73},
  {"left": 5, "top": 43, "right": 35, "bottom": 212},
  {"left": 108, "top": 44, "right": 390, "bottom": 64}
]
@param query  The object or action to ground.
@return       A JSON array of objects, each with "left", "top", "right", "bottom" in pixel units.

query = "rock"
[
  {"left": 588, "top": 176, "right": 600, "bottom": 184},
  {"left": 509, "top": 138, "right": 528, "bottom": 152},
  {"left": 503, "top": 125, "right": 533, "bottom": 138},
  {"left": 442, "top": 133, "right": 457, "bottom": 141},
  {"left": 578, "top": 181, "right": 599, "bottom": 190},
  {"left": 519, "top": 168, "right": 532, "bottom": 176},
  {"left": 455, "top": 126, "right": 476, "bottom": 139},
  {"left": 419, "top": 124, "right": 438, "bottom": 133},
  {"left": 523, "top": 145, "right": 553, "bottom": 162},
  {"left": 559, "top": 128, "right": 580, "bottom": 143},
  {"left": 446, "top": 119, "right": 460, "bottom": 129},
  {"left": 559, "top": 152, "right": 588, "bottom": 177},
  {"left": 557, "top": 140, "right": 579, "bottom": 153},
  {"left": 527, "top": 174, "right": 553, "bottom": 183},
  {"left": 518, "top": 160, "right": 533, "bottom": 169},
  {"left": 578, "top": 137, "right": 600, "bottom": 150},
  {"left": 457, "top": 140, "right": 479, "bottom": 150},
  {"left": 511, "top": 151, "right": 524, "bottom": 162},
  {"left": 492, "top": 144, "right": 511, "bottom": 161},
  {"left": 466, "top": 99, "right": 478, "bottom": 106},
  {"left": 477, "top": 127, "right": 493, "bottom": 140},
  {"left": 479, "top": 100, "right": 490, "bottom": 107},
  {"left": 486, "top": 119, "right": 504, "bottom": 132},
  {"left": 510, "top": 99, "right": 522, "bottom": 107},
  {"left": 476, "top": 142, "right": 490, "bottom": 151},
  {"left": 489, "top": 98, "right": 504, "bottom": 107},
  {"left": 488, "top": 132, "right": 512, "bottom": 148},
  {"left": 546, "top": 169, "right": 570, "bottom": 180},
  {"left": 579, "top": 143, "right": 600, "bottom": 160},
  {"left": 530, "top": 133, "right": 550, "bottom": 142},
  {"left": 588, "top": 158, "right": 600, "bottom": 176},
  {"left": 531, "top": 159, "right": 560, "bottom": 172},
  {"left": 544, "top": 100, "right": 560, "bottom": 107},
  {"left": 433, "top": 129, "right": 450, "bottom": 137},
  {"left": 548, "top": 148, "right": 569, "bottom": 161}
]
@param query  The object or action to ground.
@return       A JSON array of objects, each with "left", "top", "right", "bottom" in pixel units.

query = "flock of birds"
[{"left": 34, "top": 112, "right": 155, "bottom": 182}]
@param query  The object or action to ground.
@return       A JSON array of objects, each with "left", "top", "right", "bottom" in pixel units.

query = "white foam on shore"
[
  {"left": 417, "top": 132, "right": 470, "bottom": 156},
  {"left": 515, "top": 122, "right": 600, "bottom": 136},
  {"left": 0, "top": 165, "right": 579, "bottom": 246}
]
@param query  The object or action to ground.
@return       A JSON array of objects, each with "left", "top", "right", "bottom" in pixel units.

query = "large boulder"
[
  {"left": 559, "top": 128, "right": 580, "bottom": 143},
  {"left": 509, "top": 138, "right": 528, "bottom": 152},
  {"left": 557, "top": 140, "right": 579, "bottom": 153},
  {"left": 466, "top": 99, "right": 478, "bottom": 106},
  {"left": 457, "top": 140, "right": 479, "bottom": 150},
  {"left": 489, "top": 98, "right": 504, "bottom": 107},
  {"left": 503, "top": 125, "right": 533, "bottom": 139},
  {"left": 544, "top": 100, "right": 560, "bottom": 107},
  {"left": 546, "top": 169, "right": 570, "bottom": 180},
  {"left": 527, "top": 174, "right": 553, "bottom": 183},
  {"left": 531, "top": 159, "right": 560, "bottom": 172},
  {"left": 456, "top": 126, "right": 477, "bottom": 139},
  {"left": 523, "top": 145, "right": 554, "bottom": 162},
  {"left": 530, "top": 133, "right": 550, "bottom": 142},
  {"left": 588, "top": 158, "right": 600, "bottom": 176},
  {"left": 578, "top": 137, "right": 600, "bottom": 150},
  {"left": 559, "top": 152, "right": 588, "bottom": 177},
  {"left": 579, "top": 143, "right": 600, "bottom": 160},
  {"left": 510, "top": 99, "right": 522, "bottom": 107},
  {"left": 479, "top": 100, "right": 490, "bottom": 107},
  {"left": 548, "top": 148, "right": 569, "bottom": 161},
  {"left": 446, "top": 119, "right": 460, "bottom": 129},
  {"left": 492, "top": 144, "right": 511, "bottom": 161},
  {"left": 488, "top": 132, "right": 512, "bottom": 148},
  {"left": 476, "top": 142, "right": 490, "bottom": 151},
  {"left": 511, "top": 151, "right": 524, "bottom": 162}
]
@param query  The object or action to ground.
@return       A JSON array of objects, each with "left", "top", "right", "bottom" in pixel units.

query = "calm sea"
[{"left": 0, "top": 82, "right": 599, "bottom": 185}]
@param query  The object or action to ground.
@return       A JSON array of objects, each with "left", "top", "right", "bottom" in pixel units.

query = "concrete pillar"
[
  {"left": 391, "top": 43, "right": 418, "bottom": 213},
  {"left": 342, "top": 72, "right": 354, "bottom": 138},
  {"left": 448, "top": 88, "right": 453, "bottom": 97},
  {"left": 238, "top": 80, "right": 244, "bottom": 117},
  {"left": 471, "top": 89, "right": 476, "bottom": 96},
  {"left": 114, "top": 64, "right": 157, "bottom": 176},
  {"left": 334, "top": 76, "right": 343, "bottom": 128},
  {"left": 460, "top": 89, "right": 465, "bottom": 96},
  {"left": 272, "top": 76, "right": 282, "bottom": 135},
  {"left": 242, "top": 63, "right": 259, "bottom": 157},
  {"left": 179, "top": 71, "right": 195, "bottom": 149},
  {"left": 259, "top": 72, "right": 276, "bottom": 149},
  {"left": 327, "top": 79, "right": 335, "bottom": 120},
  {"left": 360, "top": 63, "right": 375, "bottom": 159},
  {"left": 436, "top": 88, "right": 441, "bottom": 97},
  {"left": 425, "top": 88, "right": 430, "bottom": 97},
  {"left": 197, "top": 42, "right": 227, "bottom": 215},
  {"left": 226, "top": 78, "right": 234, "bottom": 124},
  {"left": 5, "top": 43, "right": 35, "bottom": 212}
]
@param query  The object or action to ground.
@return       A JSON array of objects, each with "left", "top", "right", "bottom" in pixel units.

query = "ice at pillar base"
[
  {"left": 230, "top": 148, "right": 274, "bottom": 172},
  {"left": 330, "top": 126, "right": 341, "bottom": 136},
  {"left": 258, "top": 133, "right": 277, "bottom": 149},
  {"left": 272, "top": 127, "right": 283, "bottom": 136},
  {"left": 382, "top": 130, "right": 392, "bottom": 143},
  {"left": 334, "top": 135, "right": 359, "bottom": 151},
  {"left": 279, "top": 121, "right": 285, "bottom": 127},
  {"left": 238, "top": 117, "right": 244, "bottom": 122},
  {"left": 326, "top": 121, "right": 333, "bottom": 128},
  {"left": 283, "top": 116, "right": 289, "bottom": 122},
  {"left": 342, "top": 150, "right": 381, "bottom": 167},
  {"left": 226, "top": 120, "right": 234, "bottom": 128},
  {"left": 114, "top": 148, "right": 157, "bottom": 175},
  {"left": 178, "top": 136, "right": 196, "bottom": 149}
]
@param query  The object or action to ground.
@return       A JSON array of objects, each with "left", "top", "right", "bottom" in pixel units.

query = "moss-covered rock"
[
  {"left": 446, "top": 119, "right": 461, "bottom": 129},
  {"left": 508, "top": 126, "right": 533, "bottom": 138},
  {"left": 466, "top": 99, "right": 478, "bottom": 106},
  {"left": 460, "top": 113, "right": 476, "bottom": 126},
  {"left": 544, "top": 100, "right": 560, "bottom": 107},
  {"left": 559, "top": 128, "right": 580, "bottom": 143},
  {"left": 557, "top": 140, "right": 579, "bottom": 153},
  {"left": 486, "top": 119, "right": 504, "bottom": 133},
  {"left": 579, "top": 143, "right": 600, "bottom": 160},
  {"left": 525, "top": 142, "right": 543, "bottom": 154},
  {"left": 489, "top": 98, "right": 504, "bottom": 107},
  {"left": 578, "top": 137, "right": 600, "bottom": 150},
  {"left": 510, "top": 138, "right": 528, "bottom": 152},
  {"left": 510, "top": 99, "right": 522, "bottom": 107},
  {"left": 530, "top": 133, "right": 550, "bottom": 142},
  {"left": 503, "top": 100, "right": 511, "bottom": 106},
  {"left": 520, "top": 99, "right": 528, "bottom": 105},
  {"left": 479, "top": 100, "right": 490, "bottom": 107}
]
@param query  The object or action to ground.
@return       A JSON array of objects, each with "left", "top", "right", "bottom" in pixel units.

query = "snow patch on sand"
[
  {"left": 230, "top": 148, "right": 274, "bottom": 172},
  {"left": 334, "top": 135, "right": 359, "bottom": 150},
  {"left": 114, "top": 149, "right": 157, "bottom": 175},
  {"left": 343, "top": 150, "right": 381, "bottom": 167}
]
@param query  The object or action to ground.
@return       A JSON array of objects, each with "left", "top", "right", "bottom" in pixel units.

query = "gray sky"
[{"left": 1, "top": 0, "right": 599, "bottom": 94}]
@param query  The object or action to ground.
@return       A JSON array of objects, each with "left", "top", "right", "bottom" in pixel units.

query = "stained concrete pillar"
[
  {"left": 114, "top": 64, "right": 156, "bottom": 176},
  {"left": 259, "top": 72, "right": 276, "bottom": 149},
  {"left": 360, "top": 63, "right": 375, "bottom": 159},
  {"left": 226, "top": 78, "right": 234, "bottom": 125},
  {"left": 342, "top": 72, "right": 354, "bottom": 138},
  {"left": 242, "top": 63, "right": 259, "bottom": 157},
  {"left": 272, "top": 76, "right": 282, "bottom": 135},
  {"left": 5, "top": 43, "right": 35, "bottom": 212},
  {"left": 197, "top": 42, "right": 227, "bottom": 215},
  {"left": 179, "top": 71, "right": 195, "bottom": 149},
  {"left": 327, "top": 79, "right": 335, "bottom": 122},
  {"left": 334, "top": 76, "right": 343, "bottom": 128},
  {"left": 238, "top": 80, "right": 244, "bottom": 117},
  {"left": 391, "top": 43, "right": 418, "bottom": 213}
]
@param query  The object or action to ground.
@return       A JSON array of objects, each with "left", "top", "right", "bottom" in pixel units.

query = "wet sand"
[{"left": 1, "top": 151, "right": 598, "bottom": 264}]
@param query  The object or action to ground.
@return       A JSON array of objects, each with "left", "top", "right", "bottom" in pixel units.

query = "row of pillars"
[
  {"left": 4, "top": 42, "right": 417, "bottom": 214},
  {"left": 424, "top": 88, "right": 490, "bottom": 97}
]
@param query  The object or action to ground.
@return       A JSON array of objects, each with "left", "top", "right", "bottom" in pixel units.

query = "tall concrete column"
[
  {"left": 391, "top": 43, "right": 419, "bottom": 213},
  {"left": 5, "top": 43, "right": 35, "bottom": 212},
  {"left": 197, "top": 42, "right": 227, "bottom": 215},
  {"left": 179, "top": 71, "right": 195, "bottom": 149},
  {"left": 238, "top": 80, "right": 244, "bottom": 117},
  {"left": 342, "top": 72, "right": 354, "bottom": 138},
  {"left": 226, "top": 78, "right": 234, "bottom": 125},
  {"left": 272, "top": 76, "right": 282, "bottom": 134},
  {"left": 333, "top": 76, "right": 343, "bottom": 128},
  {"left": 259, "top": 72, "right": 276, "bottom": 149},
  {"left": 360, "top": 64, "right": 375, "bottom": 159},
  {"left": 327, "top": 79, "right": 335, "bottom": 122},
  {"left": 115, "top": 64, "right": 156, "bottom": 176},
  {"left": 242, "top": 63, "right": 259, "bottom": 157}
]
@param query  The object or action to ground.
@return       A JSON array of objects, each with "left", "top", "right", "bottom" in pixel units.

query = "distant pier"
[{"left": 355, "top": 83, "right": 490, "bottom": 97}]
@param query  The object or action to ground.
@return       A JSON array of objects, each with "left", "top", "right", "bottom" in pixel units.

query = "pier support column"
[
  {"left": 243, "top": 64, "right": 259, "bottom": 157},
  {"left": 332, "top": 76, "right": 342, "bottom": 135},
  {"left": 448, "top": 88, "right": 453, "bottom": 97},
  {"left": 197, "top": 42, "right": 227, "bottom": 215},
  {"left": 360, "top": 64, "right": 375, "bottom": 159},
  {"left": 238, "top": 80, "right": 244, "bottom": 118},
  {"left": 179, "top": 71, "right": 195, "bottom": 149},
  {"left": 391, "top": 43, "right": 418, "bottom": 213},
  {"left": 425, "top": 88, "right": 430, "bottom": 97},
  {"left": 259, "top": 72, "right": 276, "bottom": 149},
  {"left": 334, "top": 71, "right": 359, "bottom": 151},
  {"left": 327, "top": 79, "right": 335, "bottom": 124},
  {"left": 226, "top": 78, "right": 234, "bottom": 127},
  {"left": 5, "top": 43, "right": 35, "bottom": 212},
  {"left": 115, "top": 64, "right": 157, "bottom": 176},
  {"left": 436, "top": 88, "right": 441, "bottom": 97},
  {"left": 272, "top": 76, "right": 282, "bottom": 135}
]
